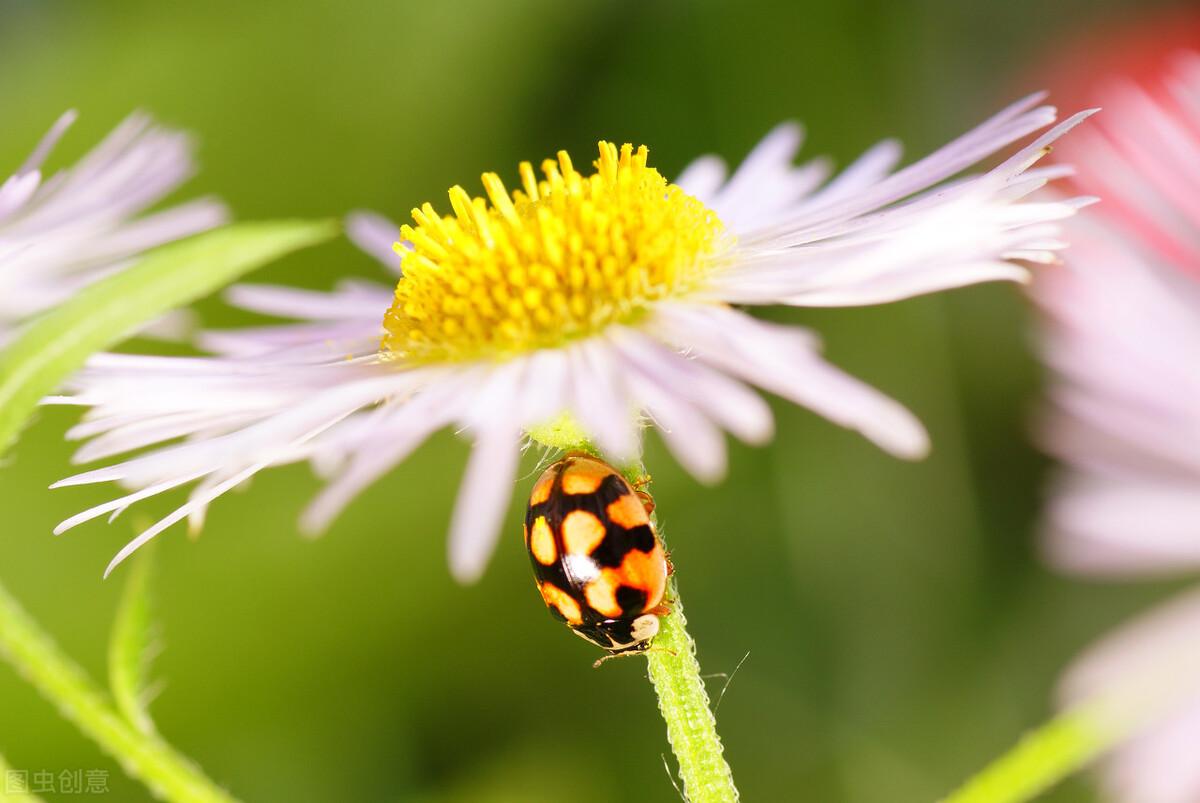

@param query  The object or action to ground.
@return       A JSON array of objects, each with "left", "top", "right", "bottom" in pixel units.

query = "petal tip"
[{"left": 448, "top": 552, "right": 486, "bottom": 585}]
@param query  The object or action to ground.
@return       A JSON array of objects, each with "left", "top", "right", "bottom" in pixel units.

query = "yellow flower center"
[{"left": 380, "top": 142, "right": 730, "bottom": 364}]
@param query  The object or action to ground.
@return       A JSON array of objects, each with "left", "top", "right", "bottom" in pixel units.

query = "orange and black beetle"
[{"left": 524, "top": 454, "right": 670, "bottom": 656}]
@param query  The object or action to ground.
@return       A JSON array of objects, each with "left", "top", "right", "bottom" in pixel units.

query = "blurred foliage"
[{"left": 0, "top": 0, "right": 1186, "bottom": 800}]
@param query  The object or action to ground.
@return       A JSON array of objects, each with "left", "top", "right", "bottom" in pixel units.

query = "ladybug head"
[{"left": 570, "top": 614, "right": 660, "bottom": 654}]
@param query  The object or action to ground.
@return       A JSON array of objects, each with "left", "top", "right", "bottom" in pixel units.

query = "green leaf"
[
  {"left": 108, "top": 543, "right": 160, "bottom": 736},
  {"left": 0, "top": 219, "right": 339, "bottom": 457}
]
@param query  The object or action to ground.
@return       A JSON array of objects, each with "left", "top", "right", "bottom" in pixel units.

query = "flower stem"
[
  {"left": 526, "top": 424, "right": 738, "bottom": 802},
  {"left": 0, "top": 582, "right": 238, "bottom": 803},
  {"left": 938, "top": 703, "right": 1122, "bottom": 803},
  {"left": 940, "top": 628, "right": 1200, "bottom": 803},
  {"left": 644, "top": 568, "right": 739, "bottom": 802}
]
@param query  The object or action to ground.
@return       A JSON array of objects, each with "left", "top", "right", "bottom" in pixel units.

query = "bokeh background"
[{"left": 0, "top": 1, "right": 1190, "bottom": 800}]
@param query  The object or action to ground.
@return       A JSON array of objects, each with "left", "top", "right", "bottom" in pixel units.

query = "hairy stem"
[
  {"left": 643, "top": 568, "right": 738, "bottom": 802},
  {"left": 0, "top": 582, "right": 238, "bottom": 803}
]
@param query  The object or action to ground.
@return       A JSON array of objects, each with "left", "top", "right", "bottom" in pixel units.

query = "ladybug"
[{"left": 524, "top": 453, "right": 670, "bottom": 658}]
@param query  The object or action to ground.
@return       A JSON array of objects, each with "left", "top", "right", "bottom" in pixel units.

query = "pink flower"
[
  {"left": 0, "top": 111, "right": 227, "bottom": 341},
  {"left": 1033, "top": 52, "right": 1200, "bottom": 803}
]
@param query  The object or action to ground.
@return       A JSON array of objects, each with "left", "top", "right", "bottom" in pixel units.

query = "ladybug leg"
[
  {"left": 591, "top": 645, "right": 677, "bottom": 670},
  {"left": 632, "top": 474, "right": 655, "bottom": 515},
  {"left": 648, "top": 600, "right": 673, "bottom": 617},
  {"left": 664, "top": 550, "right": 675, "bottom": 576},
  {"left": 636, "top": 645, "right": 678, "bottom": 662},
  {"left": 592, "top": 651, "right": 643, "bottom": 669}
]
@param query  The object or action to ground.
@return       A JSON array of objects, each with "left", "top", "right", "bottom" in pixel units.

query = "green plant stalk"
[
  {"left": 939, "top": 703, "right": 1120, "bottom": 803},
  {"left": 643, "top": 571, "right": 738, "bottom": 803},
  {"left": 527, "top": 420, "right": 738, "bottom": 802},
  {"left": 0, "top": 582, "right": 238, "bottom": 803}
]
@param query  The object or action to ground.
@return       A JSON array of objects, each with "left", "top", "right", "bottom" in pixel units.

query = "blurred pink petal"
[
  {"left": 0, "top": 111, "right": 227, "bottom": 337},
  {"left": 1061, "top": 589, "right": 1200, "bottom": 803},
  {"left": 1034, "top": 49, "right": 1200, "bottom": 803}
]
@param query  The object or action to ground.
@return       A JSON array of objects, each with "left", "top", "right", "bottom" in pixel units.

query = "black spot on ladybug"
[
  {"left": 589, "top": 521, "right": 655, "bottom": 568},
  {"left": 616, "top": 585, "right": 648, "bottom": 616}
]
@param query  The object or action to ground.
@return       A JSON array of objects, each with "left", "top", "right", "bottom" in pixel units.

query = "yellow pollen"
[{"left": 380, "top": 142, "right": 731, "bottom": 363}]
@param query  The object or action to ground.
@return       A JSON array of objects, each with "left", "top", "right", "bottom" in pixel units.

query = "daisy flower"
[
  {"left": 1032, "top": 53, "right": 1200, "bottom": 803},
  {"left": 0, "top": 110, "right": 227, "bottom": 341},
  {"left": 51, "top": 96, "right": 1092, "bottom": 582}
]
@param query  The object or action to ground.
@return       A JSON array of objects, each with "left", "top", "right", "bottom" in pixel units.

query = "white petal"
[
  {"left": 0, "top": 171, "right": 43, "bottom": 221},
  {"left": 199, "top": 320, "right": 383, "bottom": 358},
  {"left": 71, "top": 410, "right": 259, "bottom": 464},
  {"left": 774, "top": 261, "right": 1030, "bottom": 307},
  {"left": 565, "top": 339, "right": 639, "bottom": 462},
  {"left": 622, "top": 356, "right": 727, "bottom": 482},
  {"left": 709, "top": 122, "right": 804, "bottom": 212},
  {"left": 346, "top": 210, "right": 403, "bottom": 273},
  {"left": 299, "top": 372, "right": 473, "bottom": 534},
  {"left": 737, "top": 93, "right": 1056, "bottom": 246},
  {"left": 54, "top": 469, "right": 211, "bottom": 535},
  {"left": 609, "top": 326, "right": 773, "bottom": 445},
  {"left": 673, "top": 155, "right": 727, "bottom": 203},
  {"left": 514, "top": 348, "right": 572, "bottom": 430},
  {"left": 0, "top": 110, "right": 225, "bottom": 333},
  {"left": 704, "top": 122, "right": 834, "bottom": 231},
  {"left": 224, "top": 280, "right": 392, "bottom": 322},
  {"left": 651, "top": 304, "right": 929, "bottom": 458},
  {"left": 691, "top": 105, "right": 1094, "bottom": 315},
  {"left": 799, "top": 139, "right": 902, "bottom": 209},
  {"left": 103, "top": 460, "right": 270, "bottom": 577},
  {"left": 18, "top": 110, "right": 77, "bottom": 175},
  {"left": 51, "top": 355, "right": 432, "bottom": 560},
  {"left": 447, "top": 424, "right": 521, "bottom": 584}
]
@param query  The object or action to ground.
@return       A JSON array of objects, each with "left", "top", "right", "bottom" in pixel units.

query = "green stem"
[
  {"left": 644, "top": 570, "right": 738, "bottom": 802},
  {"left": 940, "top": 628, "right": 1200, "bottom": 803},
  {"left": 527, "top": 420, "right": 738, "bottom": 802},
  {"left": 938, "top": 703, "right": 1122, "bottom": 803},
  {"left": 0, "top": 582, "right": 238, "bottom": 803}
]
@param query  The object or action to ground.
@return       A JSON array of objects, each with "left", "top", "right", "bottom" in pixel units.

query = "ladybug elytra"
[{"left": 524, "top": 454, "right": 670, "bottom": 656}]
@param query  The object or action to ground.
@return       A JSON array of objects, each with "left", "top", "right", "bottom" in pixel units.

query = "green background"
[{"left": 0, "top": 1, "right": 1183, "bottom": 801}]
